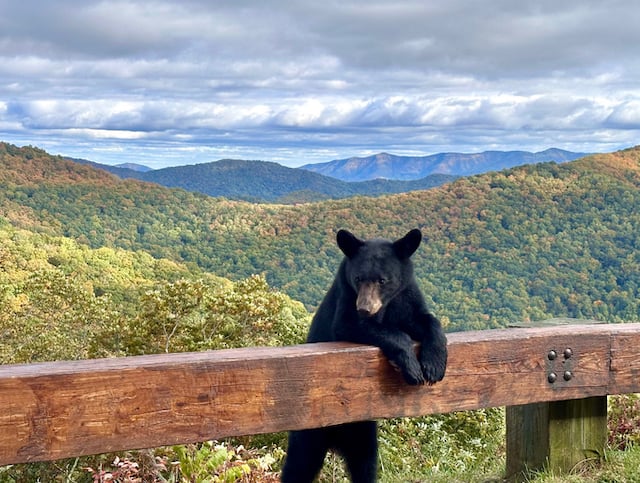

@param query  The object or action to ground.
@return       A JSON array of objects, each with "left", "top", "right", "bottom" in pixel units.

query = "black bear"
[{"left": 281, "top": 229, "right": 448, "bottom": 483}]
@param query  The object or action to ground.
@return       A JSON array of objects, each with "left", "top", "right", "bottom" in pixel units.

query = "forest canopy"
[{"left": 0, "top": 219, "right": 309, "bottom": 364}]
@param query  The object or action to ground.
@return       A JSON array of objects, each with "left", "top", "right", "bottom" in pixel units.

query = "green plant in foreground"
[{"left": 171, "top": 442, "right": 277, "bottom": 483}]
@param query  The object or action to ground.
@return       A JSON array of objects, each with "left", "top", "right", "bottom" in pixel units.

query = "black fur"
[{"left": 281, "top": 229, "right": 448, "bottom": 482}]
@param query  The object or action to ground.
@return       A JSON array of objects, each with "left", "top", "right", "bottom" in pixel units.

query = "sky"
[{"left": 1, "top": 1, "right": 639, "bottom": 169}]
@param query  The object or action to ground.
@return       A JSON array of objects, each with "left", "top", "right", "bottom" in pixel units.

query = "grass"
[
  {"left": 523, "top": 445, "right": 640, "bottom": 483},
  {"left": 368, "top": 445, "right": 640, "bottom": 483}
]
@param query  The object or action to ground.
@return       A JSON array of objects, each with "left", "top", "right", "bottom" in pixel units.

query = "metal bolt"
[
  {"left": 548, "top": 350, "right": 557, "bottom": 361},
  {"left": 564, "top": 348, "right": 573, "bottom": 359},
  {"left": 563, "top": 371, "right": 573, "bottom": 381},
  {"left": 548, "top": 372, "right": 557, "bottom": 383}
]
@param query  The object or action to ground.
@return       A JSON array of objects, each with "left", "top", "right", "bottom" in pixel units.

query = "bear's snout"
[{"left": 356, "top": 282, "right": 383, "bottom": 318}]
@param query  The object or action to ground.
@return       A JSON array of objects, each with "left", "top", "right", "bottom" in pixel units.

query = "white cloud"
[
  {"left": 606, "top": 100, "right": 640, "bottom": 129},
  {"left": 1, "top": 0, "right": 639, "bottom": 167},
  {"left": 64, "top": 128, "right": 149, "bottom": 140}
]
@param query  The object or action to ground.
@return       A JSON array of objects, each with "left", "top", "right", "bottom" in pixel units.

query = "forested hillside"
[
  {"left": 1, "top": 142, "right": 639, "bottom": 332},
  {"left": 0, "top": 218, "right": 309, "bottom": 364}
]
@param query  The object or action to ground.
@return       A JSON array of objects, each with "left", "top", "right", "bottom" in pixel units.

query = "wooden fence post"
[
  {"left": 505, "top": 319, "right": 608, "bottom": 481},
  {"left": 506, "top": 397, "right": 607, "bottom": 481}
]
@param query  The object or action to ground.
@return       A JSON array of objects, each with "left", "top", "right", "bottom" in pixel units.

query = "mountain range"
[
  {"left": 77, "top": 158, "right": 456, "bottom": 203},
  {"left": 300, "top": 149, "right": 588, "bottom": 181},
  {"left": 1, "top": 141, "right": 639, "bottom": 332},
  {"left": 71, "top": 148, "right": 587, "bottom": 202}
]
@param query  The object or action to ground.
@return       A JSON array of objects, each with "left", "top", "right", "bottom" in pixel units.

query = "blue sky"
[{"left": 1, "top": 1, "right": 639, "bottom": 168}]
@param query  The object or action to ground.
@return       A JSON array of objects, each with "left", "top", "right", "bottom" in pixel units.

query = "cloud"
[
  {"left": 1, "top": 1, "right": 639, "bottom": 167},
  {"left": 606, "top": 100, "right": 640, "bottom": 129}
]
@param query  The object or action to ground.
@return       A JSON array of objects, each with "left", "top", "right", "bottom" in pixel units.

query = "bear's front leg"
[
  {"left": 419, "top": 339, "right": 447, "bottom": 384},
  {"left": 379, "top": 332, "right": 425, "bottom": 386},
  {"left": 337, "top": 322, "right": 426, "bottom": 385},
  {"left": 418, "top": 319, "right": 447, "bottom": 384},
  {"left": 401, "top": 311, "right": 448, "bottom": 384}
]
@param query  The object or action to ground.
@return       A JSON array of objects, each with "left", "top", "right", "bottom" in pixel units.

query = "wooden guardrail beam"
[{"left": 1, "top": 323, "right": 640, "bottom": 466}]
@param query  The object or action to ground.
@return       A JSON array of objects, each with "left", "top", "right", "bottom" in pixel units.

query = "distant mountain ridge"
[
  {"left": 301, "top": 149, "right": 589, "bottom": 181},
  {"left": 69, "top": 147, "right": 589, "bottom": 203},
  {"left": 115, "top": 162, "right": 152, "bottom": 172},
  {"left": 83, "top": 158, "right": 457, "bottom": 203}
]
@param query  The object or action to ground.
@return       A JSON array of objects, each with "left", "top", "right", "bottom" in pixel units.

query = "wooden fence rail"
[{"left": 2, "top": 321, "right": 640, "bottom": 479}]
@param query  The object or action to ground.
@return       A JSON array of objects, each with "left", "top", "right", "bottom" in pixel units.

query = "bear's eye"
[
  {"left": 354, "top": 276, "right": 361, "bottom": 284},
  {"left": 378, "top": 278, "right": 386, "bottom": 285}
]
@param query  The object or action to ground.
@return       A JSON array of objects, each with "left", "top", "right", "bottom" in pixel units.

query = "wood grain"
[{"left": 1, "top": 323, "right": 639, "bottom": 465}]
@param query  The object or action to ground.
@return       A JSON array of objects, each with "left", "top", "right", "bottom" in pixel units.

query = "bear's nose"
[
  {"left": 357, "top": 307, "right": 375, "bottom": 318},
  {"left": 356, "top": 282, "right": 382, "bottom": 318}
]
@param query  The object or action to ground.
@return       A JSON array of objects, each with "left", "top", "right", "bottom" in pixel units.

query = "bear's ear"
[
  {"left": 393, "top": 229, "right": 422, "bottom": 259},
  {"left": 337, "top": 229, "right": 364, "bottom": 258}
]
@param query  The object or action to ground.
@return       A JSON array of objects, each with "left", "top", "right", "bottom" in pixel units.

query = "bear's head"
[{"left": 337, "top": 229, "right": 422, "bottom": 318}]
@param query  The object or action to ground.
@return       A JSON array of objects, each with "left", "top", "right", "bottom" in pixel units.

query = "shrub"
[{"left": 608, "top": 394, "right": 640, "bottom": 450}]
